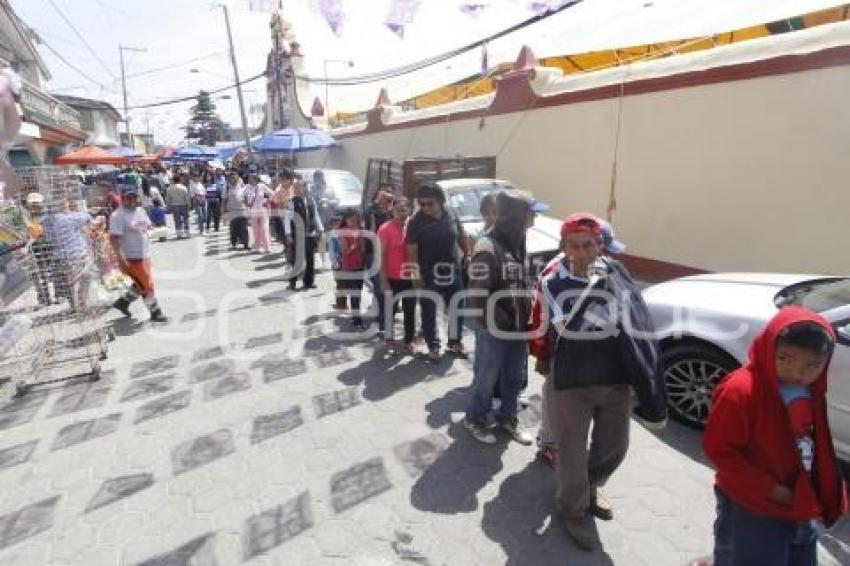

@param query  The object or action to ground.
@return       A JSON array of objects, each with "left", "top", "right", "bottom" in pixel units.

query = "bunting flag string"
[
  {"left": 248, "top": 0, "right": 279, "bottom": 13},
  {"left": 314, "top": 0, "right": 345, "bottom": 37},
  {"left": 459, "top": 2, "right": 491, "bottom": 18}
]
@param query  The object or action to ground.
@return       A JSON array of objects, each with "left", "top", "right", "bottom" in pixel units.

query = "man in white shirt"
[
  {"left": 110, "top": 184, "right": 168, "bottom": 323},
  {"left": 164, "top": 174, "right": 191, "bottom": 238}
]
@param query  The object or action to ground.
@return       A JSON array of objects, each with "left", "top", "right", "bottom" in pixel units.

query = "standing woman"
[
  {"left": 244, "top": 172, "right": 273, "bottom": 253},
  {"left": 189, "top": 173, "right": 207, "bottom": 236},
  {"left": 223, "top": 170, "right": 250, "bottom": 249}
]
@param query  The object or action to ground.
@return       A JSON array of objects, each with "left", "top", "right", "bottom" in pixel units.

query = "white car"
[{"left": 643, "top": 274, "right": 850, "bottom": 459}]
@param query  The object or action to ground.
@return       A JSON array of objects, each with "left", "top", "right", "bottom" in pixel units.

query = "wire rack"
[{"left": 0, "top": 166, "right": 111, "bottom": 399}]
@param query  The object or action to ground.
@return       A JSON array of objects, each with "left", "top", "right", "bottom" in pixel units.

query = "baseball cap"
[
  {"left": 25, "top": 192, "right": 44, "bottom": 205},
  {"left": 599, "top": 219, "right": 626, "bottom": 254},
  {"left": 560, "top": 212, "right": 602, "bottom": 237},
  {"left": 119, "top": 184, "right": 139, "bottom": 196}
]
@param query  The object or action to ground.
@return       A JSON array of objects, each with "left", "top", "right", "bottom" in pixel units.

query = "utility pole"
[
  {"left": 222, "top": 4, "right": 252, "bottom": 156},
  {"left": 119, "top": 45, "right": 146, "bottom": 146}
]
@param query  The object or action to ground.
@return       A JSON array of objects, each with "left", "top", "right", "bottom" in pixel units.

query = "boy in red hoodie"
[{"left": 704, "top": 306, "right": 846, "bottom": 566}]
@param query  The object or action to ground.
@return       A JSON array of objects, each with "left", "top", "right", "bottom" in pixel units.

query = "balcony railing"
[{"left": 20, "top": 81, "right": 82, "bottom": 132}]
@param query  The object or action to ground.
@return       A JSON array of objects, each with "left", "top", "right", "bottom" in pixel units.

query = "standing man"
[
  {"left": 110, "top": 185, "right": 168, "bottom": 323},
  {"left": 406, "top": 182, "right": 471, "bottom": 361},
  {"left": 165, "top": 174, "right": 191, "bottom": 238},
  {"left": 464, "top": 190, "right": 543, "bottom": 445},
  {"left": 531, "top": 212, "right": 663, "bottom": 551},
  {"left": 285, "top": 180, "right": 323, "bottom": 290}
]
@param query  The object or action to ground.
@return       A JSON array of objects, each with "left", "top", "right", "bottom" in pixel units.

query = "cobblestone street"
[{"left": 0, "top": 232, "right": 847, "bottom": 566}]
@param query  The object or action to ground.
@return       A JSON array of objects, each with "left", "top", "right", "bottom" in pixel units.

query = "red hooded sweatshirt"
[{"left": 703, "top": 306, "right": 846, "bottom": 527}]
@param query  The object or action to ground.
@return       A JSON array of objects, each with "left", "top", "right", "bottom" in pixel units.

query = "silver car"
[{"left": 643, "top": 274, "right": 850, "bottom": 459}]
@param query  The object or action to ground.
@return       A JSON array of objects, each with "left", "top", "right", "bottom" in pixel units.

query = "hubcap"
[{"left": 665, "top": 359, "right": 728, "bottom": 425}]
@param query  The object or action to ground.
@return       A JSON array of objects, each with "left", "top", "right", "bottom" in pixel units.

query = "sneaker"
[
  {"left": 562, "top": 516, "right": 599, "bottom": 551},
  {"left": 425, "top": 348, "right": 440, "bottom": 362},
  {"left": 464, "top": 418, "right": 497, "bottom": 444},
  {"left": 590, "top": 489, "right": 613, "bottom": 521},
  {"left": 633, "top": 407, "right": 667, "bottom": 431},
  {"left": 112, "top": 298, "right": 131, "bottom": 317},
  {"left": 446, "top": 341, "right": 468, "bottom": 358},
  {"left": 500, "top": 418, "right": 533, "bottom": 445},
  {"left": 384, "top": 339, "right": 396, "bottom": 354},
  {"left": 149, "top": 310, "right": 169, "bottom": 323},
  {"left": 536, "top": 445, "right": 557, "bottom": 467},
  {"left": 400, "top": 342, "right": 416, "bottom": 356},
  {"left": 518, "top": 391, "right": 529, "bottom": 409}
]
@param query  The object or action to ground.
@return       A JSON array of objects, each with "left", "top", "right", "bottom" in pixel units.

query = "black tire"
[{"left": 661, "top": 343, "right": 740, "bottom": 429}]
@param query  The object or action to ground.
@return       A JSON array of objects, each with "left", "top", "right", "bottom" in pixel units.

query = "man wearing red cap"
[{"left": 530, "top": 212, "right": 644, "bottom": 550}]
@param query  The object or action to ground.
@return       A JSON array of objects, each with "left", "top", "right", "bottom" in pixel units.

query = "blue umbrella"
[
  {"left": 162, "top": 145, "right": 219, "bottom": 162},
  {"left": 251, "top": 128, "right": 339, "bottom": 154}
]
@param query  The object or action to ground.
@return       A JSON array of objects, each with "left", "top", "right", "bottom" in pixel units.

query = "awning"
[{"left": 54, "top": 145, "right": 128, "bottom": 166}]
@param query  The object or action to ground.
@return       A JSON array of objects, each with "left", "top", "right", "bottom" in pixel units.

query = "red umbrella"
[{"left": 55, "top": 145, "right": 128, "bottom": 166}]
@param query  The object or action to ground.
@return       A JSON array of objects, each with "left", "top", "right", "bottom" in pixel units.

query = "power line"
[
  {"left": 123, "top": 50, "right": 228, "bottom": 80},
  {"left": 39, "top": 35, "right": 111, "bottom": 91},
  {"left": 124, "top": 70, "right": 266, "bottom": 109},
  {"left": 46, "top": 0, "right": 117, "bottom": 80}
]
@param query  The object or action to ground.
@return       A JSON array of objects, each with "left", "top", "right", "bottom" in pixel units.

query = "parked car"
[
  {"left": 296, "top": 168, "right": 363, "bottom": 223},
  {"left": 435, "top": 178, "right": 562, "bottom": 276},
  {"left": 643, "top": 274, "right": 850, "bottom": 459}
]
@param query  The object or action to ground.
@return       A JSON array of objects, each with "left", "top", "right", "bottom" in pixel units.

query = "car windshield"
[
  {"left": 301, "top": 170, "right": 362, "bottom": 204},
  {"left": 445, "top": 184, "right": 509, "bottom": 222},
  {"left": 778, "top": 277, "right": 850, "bottom": 312}
]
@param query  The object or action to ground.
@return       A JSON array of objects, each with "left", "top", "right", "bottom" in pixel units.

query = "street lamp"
[{"left": 323, "top": 59, "right": 353, "bottom": 126}]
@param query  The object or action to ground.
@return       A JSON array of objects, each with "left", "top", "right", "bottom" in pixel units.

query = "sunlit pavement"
[{"left": 0, "top": 230, "right": 846, "bottom": 566}]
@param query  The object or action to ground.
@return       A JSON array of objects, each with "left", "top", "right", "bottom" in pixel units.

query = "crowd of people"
[{"left": 51, "top": 161, "right": 845, "bottom": 564}]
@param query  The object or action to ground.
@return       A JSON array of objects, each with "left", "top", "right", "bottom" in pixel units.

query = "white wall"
[{"left": 302, "top": 63, "right": 850, "bottom": 275}]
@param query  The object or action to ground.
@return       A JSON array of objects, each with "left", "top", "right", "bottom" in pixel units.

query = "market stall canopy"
[
  {"left": 54, "top": 145, "right": 128, "bottom": 166},
  {"left": 131, "top": 154, "right": 159, "bottom": 164},
  {"left": 109, "top": 146, "right": 143, "bottom": 159},
  {"left": 251, "top": 128, "right": 339, "bottom": 154}
]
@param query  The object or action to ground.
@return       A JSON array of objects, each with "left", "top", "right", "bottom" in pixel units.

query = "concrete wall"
[{"left": 302, "top": 62, "right": 850, "bottom": 276}]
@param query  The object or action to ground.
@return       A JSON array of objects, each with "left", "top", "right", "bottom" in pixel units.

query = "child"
[
  {"left": 338, "top": 208, "right": 365, "bottom": 328},
  {"left": 327, "top": 216, "right": 345, "bottom": 310},
  {"left": 704, "top": 306, "right": 846, "bottom": 566},
  {"left": 149, "top": 198, "right": 168, "bottom": 242}
]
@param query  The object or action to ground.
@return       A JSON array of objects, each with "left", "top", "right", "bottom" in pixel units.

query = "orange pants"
[{"left": 121, "top": 258, "right": 154, "bottom": 296}]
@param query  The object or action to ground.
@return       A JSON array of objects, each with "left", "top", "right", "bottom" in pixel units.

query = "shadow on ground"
[{"left": 337, "top": 349, "right": 454, "bottom": 402}]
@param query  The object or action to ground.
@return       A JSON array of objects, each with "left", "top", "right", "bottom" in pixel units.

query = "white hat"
[{"left": 25, "top": 192, "right": 44, "bottom": 205}]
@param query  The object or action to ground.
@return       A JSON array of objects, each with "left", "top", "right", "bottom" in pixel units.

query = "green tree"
[{"left": 185, "top": 91, "right": 229, "bottom": 145}]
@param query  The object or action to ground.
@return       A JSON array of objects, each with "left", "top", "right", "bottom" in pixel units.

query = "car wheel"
[{"left": 661, "top": 344, "right": 739, "bottom": 429}]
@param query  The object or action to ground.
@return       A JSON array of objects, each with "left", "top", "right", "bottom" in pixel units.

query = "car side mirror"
[{"left": 836, "top": 323, "right": 850, "bottom": 346}]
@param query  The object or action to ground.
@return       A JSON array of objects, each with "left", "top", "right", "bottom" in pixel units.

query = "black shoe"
[
  {"left": 305, "top": 283, "right": 317, "bottom": 289},
  {"left": 149, "top": 310, "right": 168, "bottom": 323},
  {"left": 113, "top": 298, "right": 131, "bottom": 317}
]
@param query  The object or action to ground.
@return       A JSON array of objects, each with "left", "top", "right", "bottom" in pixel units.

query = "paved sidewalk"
[{"left": 0, "top": 231, "right": 846, "bottom": 565}]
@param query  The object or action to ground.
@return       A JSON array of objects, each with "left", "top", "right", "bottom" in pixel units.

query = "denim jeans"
[
  {"left": 713, "top": 487, "right": 817, "bottom": 566},
  {"left": 171, "top": 205, "right": 189, "bottom": 234},
  {"left": 193, "top": 203, "right": 206, "bottom": 234},
  {"left": 466, "top": 328, "right": 527, "bottom": 424},
  {"left": 419, "top": 271, "right": 464, "bottom": 351}
]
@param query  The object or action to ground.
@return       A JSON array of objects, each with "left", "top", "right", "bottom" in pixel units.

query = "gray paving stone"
[
  {"left": 393, "top": 432, "right": 451, "bottom": 478},
  {"left": 313, "top": 388, "right": 361, "bottom": 419},
  {"left": 134, "top": 391, "right": 191, "bottom": 425},
  {"left": 0, "top": 496, "right": 60, "bottom": 550},
  {"left": 314, "top": 347, "right": 355, "bottom": 368},
  {"left": 136, "top": 532, "right": 218, "bottom": 566},
  {"left": 51, "top": 413, "right": 121, "bottom": 451},
  {"left": 190, "top": 359, "right": 236, "bottom": 384},
  {"left": 330, "top": 457, "right": 392, "bottom": 513},
  {"left": 243, "top": 491, "right": 313, "bottom": 560},
  {"left": 0, "top": 440, "right": 37, "bottom": 471},
  {"left": 291, "top": 325, "right": 323, "bottom": 340},
  {"left": 191, "top": 346, "right": 226, "bottom": 363},
  {"left": 202, "top": 373, "right": 251, "bottom": 401},
  {"left": 263, "top": 359, "right": 307, "bottom": 383},
  {"left": 250, "top": 406, "right": 303, "bottom": 444},
  {"left": 245, "top": 333, "right": 283, "bottom": 349},
  {"left": 120, "top": 374, "right": 177, "bottom": 403},
  {"left": 85, "top": 473, "right": 154, "bottom": 513},
  {"left": 0, "top": 391, "right": 48, "bottom": 431},
  {"left": 130, "top": 355, "right": 180, "bottom": 379},
  {"left": 48, "top": 383, "right": 111, "bottom": 417},
  {"left": 181, "top": 309, "right": 217, "bottom": 322},
  {"left": 172, "top": 429, "right": 235, "bottom": 476}
]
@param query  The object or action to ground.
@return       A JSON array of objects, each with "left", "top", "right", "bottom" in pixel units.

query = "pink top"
[{"left": 377, "top": 219, "right": 407, "bottom": 280}]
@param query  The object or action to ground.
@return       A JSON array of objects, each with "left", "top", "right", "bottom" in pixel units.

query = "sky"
[{"left": 9, "top": 0, "right": 845, "bottom": 146}]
